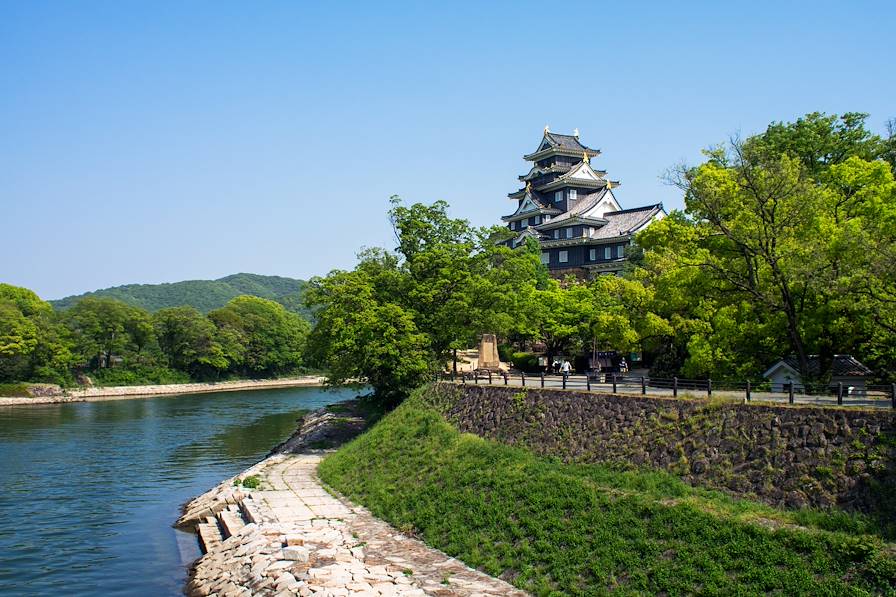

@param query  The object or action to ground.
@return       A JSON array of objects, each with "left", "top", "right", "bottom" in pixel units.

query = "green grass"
[
  {"left": 319, "top": 386, "right": 896, "bottom": 596},
  {"left": 234, "top": 475, "right": 261, "bottom": 489},
  {"left": 0, "top": 382, "right": 31, "bottom": 397}
]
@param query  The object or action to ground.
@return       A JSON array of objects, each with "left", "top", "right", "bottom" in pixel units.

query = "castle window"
[
  {"left": 565, "top": 228, "right": 572, "bottom": 239},
  {"left": 568, "top": 189, "right": 577, "bottom": 201},
  {"left": 604, "top": 246, "right": 612, "bottom": 259},
  {"left": 589, "top": 248, "right": 596, "bottom": 261},
  {"left": 553, "top": 230, "right": 559, "bottom": 239},
  {"left": 540, "top": 252, "right": 549, "bottom": 265},
  {"left": 559, "top": 250, "right": 568, "bottom": 263},
  {"left": 554, "top": 191, "right": 562, "bottom": 204}
]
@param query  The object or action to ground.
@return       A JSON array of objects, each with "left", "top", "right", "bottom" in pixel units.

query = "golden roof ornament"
[
  {"left": 526, "top": 181, "right": 532, "bottom": 192},
  {"left": 583, "top": 150, "right": 589, "bottom": 164},
  {"left": 606, "top": 179, "right": 613, "bottom": 190}
]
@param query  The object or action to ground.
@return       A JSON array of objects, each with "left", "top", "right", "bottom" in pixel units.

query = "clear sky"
[{"left": 2, "top": 1, "right": 894, "bottom": 299}]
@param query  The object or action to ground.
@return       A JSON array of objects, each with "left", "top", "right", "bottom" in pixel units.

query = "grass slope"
[
  {"left": 51, "top": 273, "right": 310, "bottom": 318},
  {"left": 319, "top": 387, "right": 896, "bottom": 596}
]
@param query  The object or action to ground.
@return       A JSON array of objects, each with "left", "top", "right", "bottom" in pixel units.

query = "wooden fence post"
[
  {"left": 746, "top": 380, "right": 751, "bottom": 402},
  {"left": 474, "top": 372, "right": 479, "bottom": 385},
  {"left": 488, "top": 371, "right": 492, "bottom": 384},
  {"left": 788, "top": 381, "right": 794, "bottom": 404},
  {"left": 521, "top": 372, "right": 526, "bottom": 387},
  {"left": 707, "top": 378, "right": 712, "bottom": 397},
  {"left": 673, "top": 377, "right": 678, "bottom": 398},
  {"left": 503, "top": 372, "right": 508, "bottom": 385},
  {"left": 540, "top": 372, "right": 545, "bottom": 388},
  {"left": 641, "top": 376, "right": 646, "bottom": 395},
  {"left": 587, "top": 375, "right": 591, "bottom": 391},
  {"left": 612, "top": 374, "right": 617, "bottom": 393},
  {"left": 837, "top": 382, "right": 843, "bottom": 406}
]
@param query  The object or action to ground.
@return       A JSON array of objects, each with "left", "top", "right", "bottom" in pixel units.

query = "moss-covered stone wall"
[{"left": 427, "top": 383, "right": 896, "bottom": 515}]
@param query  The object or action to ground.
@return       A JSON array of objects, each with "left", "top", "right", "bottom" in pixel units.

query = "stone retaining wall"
[{"left": 427, "top": 383, "right": 896, "bottom": 515}]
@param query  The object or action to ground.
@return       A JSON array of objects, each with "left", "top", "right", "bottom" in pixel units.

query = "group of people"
[
  {"left": 549, "top": 357, "right": 628, "bottom": 375},
  {"left": 550, "top": 359, "right": 573, "bottom": 375}
]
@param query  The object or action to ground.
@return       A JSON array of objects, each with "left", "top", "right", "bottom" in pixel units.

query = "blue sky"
[{"left": 2, "top": 1, "right": 894, "bottom": 299}]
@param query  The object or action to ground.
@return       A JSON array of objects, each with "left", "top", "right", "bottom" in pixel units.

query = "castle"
[{"left": 503, "top": 128, "right": 665, "bottom": 275}]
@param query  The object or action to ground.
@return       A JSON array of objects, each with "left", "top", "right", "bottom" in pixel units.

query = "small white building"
[{"left": 762, "top": 355, "right": 872, "bottom": 394}]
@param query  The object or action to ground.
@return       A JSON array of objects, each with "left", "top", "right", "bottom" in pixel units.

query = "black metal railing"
[{"left": 437, "top": 371, "right": 896, "bottom": 409}]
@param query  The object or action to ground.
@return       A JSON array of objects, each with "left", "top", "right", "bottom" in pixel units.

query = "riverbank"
[
  {"left": 0, "top": 376, "right": 328, "bottom": 407},
  {"left": 177, "top": 403, "right": 523, "bottom": 596}
]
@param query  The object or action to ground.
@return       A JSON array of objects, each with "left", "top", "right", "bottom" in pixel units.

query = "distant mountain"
[{"left": 51, "top": 273, "right": 311, "bottom": 318}]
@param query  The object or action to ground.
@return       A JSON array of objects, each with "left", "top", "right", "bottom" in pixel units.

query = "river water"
[{"left": 0, "top": 386, "right": 358, "bottom": 596}]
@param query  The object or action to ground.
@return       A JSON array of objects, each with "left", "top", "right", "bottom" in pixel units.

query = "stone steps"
[
  {"left": 218, "top": 504, "right": 247, "bottom": 539},
  {"left": 196, "top": 516, "right": 224, "bottom": 553}
]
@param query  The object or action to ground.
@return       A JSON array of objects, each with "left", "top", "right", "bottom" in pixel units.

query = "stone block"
[{"left": 282, "top": 546, "right": 310, "bottom": 562}]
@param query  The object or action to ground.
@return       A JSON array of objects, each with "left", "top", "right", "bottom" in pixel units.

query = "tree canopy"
[
  {"left": 638, "top": 112, "right": 896, "bottom": 380},
  {"left": 305, "top": 197, "right": 543, "bottom": 402}
]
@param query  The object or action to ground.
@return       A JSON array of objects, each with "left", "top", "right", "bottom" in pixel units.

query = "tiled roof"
[
  {"left": 519, "top": 163, "right": 573, "bottom": 181},
  {"left": 780, "top": 355, "right": 872, "bottom": 377},
  {"left": 545, "top": 132, "right": 594, "bottom": 152},
  {"left": 592, "top": 204, "right": 664, "bottom": 239}
]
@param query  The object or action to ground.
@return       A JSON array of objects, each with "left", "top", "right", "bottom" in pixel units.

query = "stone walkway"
[{"left": 184, "top": 453, "right": 527, "bottom": 597}]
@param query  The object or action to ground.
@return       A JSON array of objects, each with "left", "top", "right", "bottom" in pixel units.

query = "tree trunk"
[
  {"left": 452, "top": 348, "right": 458, "bottom": 375},
  {"left": 784, "top": 309, "right": 810, "bottom": 380}
]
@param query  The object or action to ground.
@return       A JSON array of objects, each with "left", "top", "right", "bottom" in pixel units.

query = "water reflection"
[{"left": 0, "top": 385, "right": 357, "bottom": 597}]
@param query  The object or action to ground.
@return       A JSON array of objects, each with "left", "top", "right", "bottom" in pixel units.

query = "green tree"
[
  {"left": 307, "top": 198, "right": 543, "bottom": 401},
  {"left": 638, "top": 112, "right": 896, "bottom": 380},
  {"left": 152, "top": 306, "right": 229, "bottom": 377},
  {"left": 755, "top": 112, "right": 889, "bottom": 177},
  {"left": 388, "top": 198, "right": 541, "bottom": 370},
  {"left": 62, "top": 297, "right": 154, "bottom": 370},
  {"left": 583, "top": 274, "right": 672, "bottom": 358},
  {"left": 0, "top": 284, "right": 72, "bottom": 383},
  {"left": 208, "top": 295, "right": 309, "bottom": 376},
  {"left": 306, "top": 267, "right": 433, "bottom": 403}
]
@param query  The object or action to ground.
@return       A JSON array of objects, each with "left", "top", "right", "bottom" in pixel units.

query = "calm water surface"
[{"left": 0, "top": 386, "right": 358, "bottom": 596}]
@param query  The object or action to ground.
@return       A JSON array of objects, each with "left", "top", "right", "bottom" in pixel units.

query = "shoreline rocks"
[
  {"left": 178, "top": 402, "right": 525, "bottom": 596},
  {"left": 0, "top": 376, "right": 329, "bottom": 407}
]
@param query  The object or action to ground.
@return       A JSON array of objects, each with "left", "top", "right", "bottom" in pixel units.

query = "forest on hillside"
[{"left": 51, "top": 273, "right": 310, "bottom": 318}]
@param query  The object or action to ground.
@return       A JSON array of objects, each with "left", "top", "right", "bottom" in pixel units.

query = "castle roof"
[
  {"left": 592, "top": 204, "right": 665, "bottom": 239},
  {"left": 523, "top": 131, "right": 601, "bottom": 161}
]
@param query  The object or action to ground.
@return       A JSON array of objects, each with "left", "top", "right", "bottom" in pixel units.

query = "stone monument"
[{"left": 477, "top": 333, "right": 501, "bottom": 371}]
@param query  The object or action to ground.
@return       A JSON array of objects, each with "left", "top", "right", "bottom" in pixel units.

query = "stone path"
[{"left": 184, "top": 453, "right": 528, "bottom": 597}]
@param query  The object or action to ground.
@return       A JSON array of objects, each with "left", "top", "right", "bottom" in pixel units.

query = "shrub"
[
  {"left": 240, "top": 475, "right": 261, "bottom": 489},
  {"left": 510, "top": 351, "right": 540, "bottom": 373},
  {"left": 0, "top": 382, "right": 31, "bottom": 397}
]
